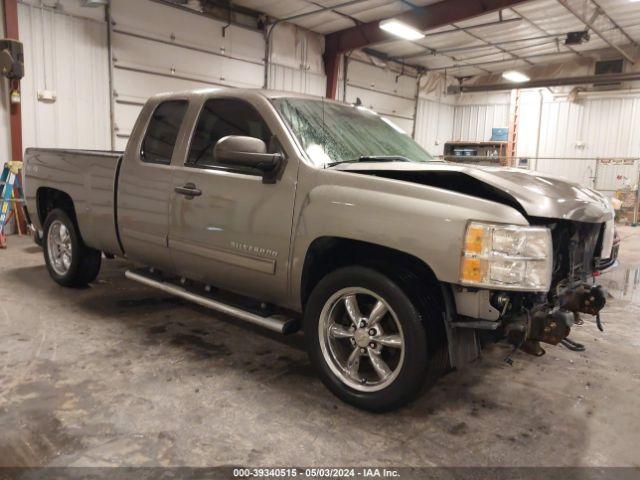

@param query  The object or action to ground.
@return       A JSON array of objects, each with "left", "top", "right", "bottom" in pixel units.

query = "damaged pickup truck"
[{"left": 24, "top": 89, "right": 617, "bottom": 411}]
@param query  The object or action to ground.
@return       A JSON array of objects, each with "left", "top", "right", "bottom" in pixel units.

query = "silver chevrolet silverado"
[{"left": 24, "top": 88, "right": 617, "bottom": 411}]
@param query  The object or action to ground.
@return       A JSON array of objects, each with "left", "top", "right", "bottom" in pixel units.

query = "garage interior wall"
[
  {"left": 110, "top": 0, "right": 329, "bottom": 150},
  {"left": 414, "top": 97, "right": 455, "bottom": 157},
  {"left": 341, "top": 58, "right": 418, "bottom": 135},
  {"left": 17, "top": 0, "right": 110, "bottom": 151},
  {"left": 444, "top": 88, "right": 640, "bottom": 194},
  {"left": 533, "top": 92, "right": 640, "bottom": 193},
  {"left": 14, "top": 0, "right": 435, "bottom": 153},
  {"left": 267, "top": 22, "right": 325, "bottom": 97},
  {"left": 9, "top": 0, "right": 640, "bottom": 197},
  {"left": 452, "top": 92, "right": 511, "bottom": 143}
]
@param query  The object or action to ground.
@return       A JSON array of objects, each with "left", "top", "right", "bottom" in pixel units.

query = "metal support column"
[{"left": 2, "top": 0, "right": 26, "bottom": 233}]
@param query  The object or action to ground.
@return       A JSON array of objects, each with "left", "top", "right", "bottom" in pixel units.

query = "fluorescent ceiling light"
[
  {"left": 379, "top": 19, "right": 425, "bottom": 41},
  {"left": 502, "top": 70, "right": 530, "bottom": 83}
]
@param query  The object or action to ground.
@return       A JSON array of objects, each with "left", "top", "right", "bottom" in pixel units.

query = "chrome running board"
[{"left": 125, "top": 270, "right": 298, "bottom": 334}]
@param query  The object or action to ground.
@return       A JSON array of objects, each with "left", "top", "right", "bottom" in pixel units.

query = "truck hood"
[{"left": 332, "top": 161, "right": 613, "bottom": 223}]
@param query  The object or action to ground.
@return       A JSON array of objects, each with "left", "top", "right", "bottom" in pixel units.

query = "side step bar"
[{"left": 125, "top": 270, "right": 299, "bottom": 334}]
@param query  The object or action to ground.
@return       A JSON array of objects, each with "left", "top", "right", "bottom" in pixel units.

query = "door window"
[
  {"left": 187, "top": 99, "right": 272, "bottom": 169},
  {"left": 141, "top": 100, "right": 188, "bottom": 165}
]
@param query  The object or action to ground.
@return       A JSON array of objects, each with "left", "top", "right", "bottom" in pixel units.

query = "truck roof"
[{"left": 148, "top": 87, "right": 346, "bottom": 105}]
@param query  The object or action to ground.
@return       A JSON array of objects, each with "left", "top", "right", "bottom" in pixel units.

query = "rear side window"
[
  {"left": 141, "top": 100, "right": 188, "bottom": 165},
  {"left": 187, "top": 98, "right": 271, "bottom": 168}
]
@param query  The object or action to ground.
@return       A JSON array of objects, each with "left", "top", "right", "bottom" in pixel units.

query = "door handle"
[{"left": 175, "top": 183, "right": 202, "bottom": 197}]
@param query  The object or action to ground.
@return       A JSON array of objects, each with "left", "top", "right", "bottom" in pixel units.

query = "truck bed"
[{"left": 24, "top": 148, "right": 124, "bottom": 256}]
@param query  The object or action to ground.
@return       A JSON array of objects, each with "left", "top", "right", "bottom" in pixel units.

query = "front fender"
[{"left": 288, "top": 168, "right": 530, "bottom": 310}]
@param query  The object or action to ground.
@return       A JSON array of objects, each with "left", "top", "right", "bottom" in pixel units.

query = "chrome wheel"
[
  {"left": 47, "top": 220, "right": 73, "bottom": 276},
  {"left": 318, "top": 287, "right": 405, "bottom": 392}
]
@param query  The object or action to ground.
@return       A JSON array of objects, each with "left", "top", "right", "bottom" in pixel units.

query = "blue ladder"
[{"left": 0, "top": 161, "right": 25, "bottom": 248}]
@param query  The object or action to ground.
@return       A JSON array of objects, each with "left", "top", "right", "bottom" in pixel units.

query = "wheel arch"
[
  {"left": 300, "top": 236, "right": 443, "bottom": 310},
  {"left": 36, "top": 187, "right": 78, "bottom": 229}
]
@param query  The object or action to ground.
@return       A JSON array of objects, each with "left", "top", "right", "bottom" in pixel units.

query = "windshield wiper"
[{"left": 327, "top": 155, "right": 411, "bottom": 167}]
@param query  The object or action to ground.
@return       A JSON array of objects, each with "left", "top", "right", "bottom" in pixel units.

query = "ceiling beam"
[
  {"left": 510, "top": 6, "right": 584, "bottom": 59},
  {"left": 323, "top": 0, "right": 530, "bottom": 97},
  {"left": 324, "top": 0, "right": 531, "bottom": 54},
  {"left": 426, "top": 50, "right": 577, "bottom": 73},
  {"left": 590, "top": 0, "right": 639, "bottom": 49},
  {"left": 556, "top": 0, "right": 636, "bottom": 64},
  {"left": 448, "top": 71, "right": 640, "bottom": 93},
  {"left": 279, "top": 0, "right": 371, "bottom": 22}
]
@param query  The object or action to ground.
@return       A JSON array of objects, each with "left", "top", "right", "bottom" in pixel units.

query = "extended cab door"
[
  {"left": 117, "top": 98, "right": 189, "bottom": 271},
  {"left": 168, "top": 96, "right": 297, "bottom": 304}
]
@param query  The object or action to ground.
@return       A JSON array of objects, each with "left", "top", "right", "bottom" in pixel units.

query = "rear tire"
[
  {"left": 43, "top": 209, "right": 101, "bottom": 287},
  {"left": 304, "top": 266, "right": 444, "bottom": 412}
]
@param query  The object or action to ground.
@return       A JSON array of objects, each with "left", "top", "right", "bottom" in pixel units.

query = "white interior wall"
[
  {"left": 0, "top": 4, "right": 11, "bottom": 164},
  {"left": 412, "top": 85, "right": 640, "bottom": 196},
  {"left": 16, "top": 0, "right": 419, "bottom": 154},
  {"left": 110, "top": 0, "right": 265, "bottom": 150},
  {"left": 343, "top": 58, "right": 418, "bottom": 135},
  {"left": 14, "top": 0, "right": 638, "bottom": 194},
  {"left": 267, "top": 22, "right": 325, "bottom": 97},
  {"left": 17, "top": 0, "right": 111, "bottom": 150},
  {"left": 452, "top": 92, "right": 510, "bottom": 142},
  {"left": 110, "top": 0, "right": 326, "bottom": 150},
  {"left": 530, "top": 92, "right": 640, "bottom": 192},
  {"left": 414, "top": 97, "right": 454, "bottom": 156}
]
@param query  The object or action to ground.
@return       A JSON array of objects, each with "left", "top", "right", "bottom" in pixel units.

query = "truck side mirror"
[{"left": 213, "top": 135, "right": 283, "bottom": 183}]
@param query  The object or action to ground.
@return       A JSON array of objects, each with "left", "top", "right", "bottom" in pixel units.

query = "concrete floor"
[{"left": 1, "top": 228, "right": 639, "bottom": 468}]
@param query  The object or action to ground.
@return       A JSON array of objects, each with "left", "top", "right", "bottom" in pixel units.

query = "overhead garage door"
[{"left": 109, "top": 0, "right": 265, "bottom": 150}]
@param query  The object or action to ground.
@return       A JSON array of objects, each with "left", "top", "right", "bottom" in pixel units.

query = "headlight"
[{"left": 460, "top": 222, "right": 553, "bottom": 291}]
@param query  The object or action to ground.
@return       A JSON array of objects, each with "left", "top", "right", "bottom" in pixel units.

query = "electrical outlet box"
[{"left": 37, "top": 90, "right": 57, "bottom": 103}]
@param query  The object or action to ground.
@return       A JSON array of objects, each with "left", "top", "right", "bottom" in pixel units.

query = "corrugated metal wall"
[
  {"left": 267, "top": 63, "right": 326, "bottom": 97},
  {"left": 17, "top": 2, "right": 111, "bottom": 151},
  {"left": 414, "top": 97, "right": 455, "bottom": 156},
  {"left": 267, "top": 22, "right": 326, "bottom": 97},
  {"left": 14, "top": 0, "right": 434, "bottom": 155},
  {"left": 452, "top": 101, "right": 510, "bottom": 142},
  {"left": 523, "top": 94, "right": 640, "bottom": 191}
]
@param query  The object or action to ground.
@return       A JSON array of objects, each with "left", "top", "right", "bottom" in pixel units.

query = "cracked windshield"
[{"left": 272, "top": 98, "right": 438, "bottom": 167}]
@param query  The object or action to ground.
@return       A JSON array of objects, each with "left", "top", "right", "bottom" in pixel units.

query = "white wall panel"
[
  {"left": 581, "top": 97, "right": 640, "bottom": 159},
  {"left": 267, "top": 25, "right": 326, "bottom": 97},
  {"left": 518, "top": 93, "right": 640, "bottom": 190},
  {"left": 267, "top": 64, "right": 326, "bottom": 97},
  {"left": 111, "top": 0, "right": 264, "bottom": 64},
  {"left": 344, "top": 60, "right": 417, "bottom": 135},
  {"left": 516, "top": 90, "right": 543, "bottom": 159},
  {"left": 269, "top": 22, "right": 324, "bottom": 75},
  {"left": 18, "top": 3, "right": 110, "bottom": 150},
  {"left": 347, "top": 60, "right": 417, "bottom": 99},
  {"left": 414, "top": 98, "right": 455, "bottom": 157},
  {"left": 112, "top": 31, "right": 263, "bottom": 90},
  {"left": 531, "top": 100, "right": 594, "bottom": 187},
  {"left": 452, "top": 102, "right": 509, "bottom": 142},
  {"left": 110, "top": 0, "right": 266, "bottom": 146}
]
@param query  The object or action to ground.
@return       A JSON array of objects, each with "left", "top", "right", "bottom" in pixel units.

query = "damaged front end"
[
  {"left": 334, "top": 162, "right": 617, "bottom": 363},
  {"left": 497, "top": 219, "right": 613, "bottom": 358}
]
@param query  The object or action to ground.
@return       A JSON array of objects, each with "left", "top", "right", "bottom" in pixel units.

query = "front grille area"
[
  {"left": 530, "top": 219, "right": 604, "bottom": 295},
  {"left": 549, "top": 220, "right": 603, "bottom": 289}
]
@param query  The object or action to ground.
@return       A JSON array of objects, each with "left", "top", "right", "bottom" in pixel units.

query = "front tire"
[
  {"left": 304, "top": 266, "right": 442, "bottom": 412},
  {"left": 43, "top": 209, "right": 101, "bottom": 287}
]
